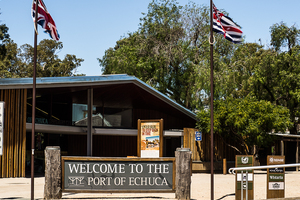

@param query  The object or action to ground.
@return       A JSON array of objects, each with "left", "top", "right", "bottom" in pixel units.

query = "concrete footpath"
[{"left": 0, "top": 172, "right": 300, "bottom": 200}]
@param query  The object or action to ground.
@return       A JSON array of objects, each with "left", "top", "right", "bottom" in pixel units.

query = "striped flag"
[
  {"left": 31, "top": 0, "right": 60, "bottom": 41},
  {"left": 213, "top": 3, "right": 242, "bottom": 44}
]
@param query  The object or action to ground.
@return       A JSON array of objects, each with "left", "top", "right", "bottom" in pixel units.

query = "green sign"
[
  {"left": 237, "top": 156, "right": 253, "bottom": 165},
  {"left": 237, "top": 182, "right": 253, "bottom": 190},
  {"left": 269, "top": 174, "right": 284, "bottom": 182}
]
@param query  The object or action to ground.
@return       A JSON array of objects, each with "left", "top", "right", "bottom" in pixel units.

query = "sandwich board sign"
[
  {"left": 267, "top": 155, "right": 285, "bottom": 199},
  {"left": 137, "top": 119, "right": 163, "bottom": 158}
]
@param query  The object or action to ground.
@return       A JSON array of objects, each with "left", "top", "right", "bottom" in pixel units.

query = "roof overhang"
[
  {"left": 0, "top": 74, "right": 196, "bottom": 120},
  {"left": 269, "top": 132, "right": 300, "bottom": 139}
]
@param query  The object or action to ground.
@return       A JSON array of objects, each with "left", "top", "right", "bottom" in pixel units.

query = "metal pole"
[
  {"left": 229, "top": 163, "right": 300, "bottom": 173},
  {"left": 210, "top": 0, "right": 214, "bottom": 199},
  {"left": 241, "top": 171, "right": 243, "bottom": 200},
  {"left": 246, "top": 171, "right": 248, "bottom": 200},
  {"left": 31, "top": 0, "right": 39, "bottom": 199},
  {"left": 87, "top": 88, "right": 93, "bottom": 156}
]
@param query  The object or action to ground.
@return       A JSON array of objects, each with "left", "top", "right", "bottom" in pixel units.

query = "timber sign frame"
[
  {"left": 62, "top": 156, "right": 176, "bottom": 193},
  {"left": 137, "top": 119, "right": 163, "bottom": 158}
]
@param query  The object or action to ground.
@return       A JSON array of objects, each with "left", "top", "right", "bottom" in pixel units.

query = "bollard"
[
  {"left": 223, "top": 158, "right": 227, "bottom": 175},
  {"left": 175, "top": 148, "right": 192, "bottom": 200},
  {"left": 44, "top": 146, "right": 62, "bottom": 199}
]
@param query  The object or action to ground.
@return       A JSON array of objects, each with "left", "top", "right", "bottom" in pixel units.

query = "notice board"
[{"left": 137, "top": 119, "right": 163, "bottom": 158}]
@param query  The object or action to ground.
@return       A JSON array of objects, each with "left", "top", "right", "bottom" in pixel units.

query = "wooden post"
[
  {"left": 175, "top": 148, "right": 192, "bottom": 200},
  {"left": 223, "top": 158, "right": 227, "bottom": 175},
  {"left": 44, "top": 146, "right": 62, "bottom": 200}
]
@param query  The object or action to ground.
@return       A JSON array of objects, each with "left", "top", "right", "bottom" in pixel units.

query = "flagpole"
[
  {"left": 31, "top": 0, "right": 38, "bottom": 199},
  {"left": 210, "top": 0, "right": 214, "bottom": 200}
]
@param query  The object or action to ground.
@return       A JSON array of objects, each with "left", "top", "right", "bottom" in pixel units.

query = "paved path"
[{"left": 1, "top": 172, "right": 300, "bottom": 199}]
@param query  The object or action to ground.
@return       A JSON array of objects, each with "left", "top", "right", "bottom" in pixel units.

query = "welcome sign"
[{"left": 62, "top": 157, "right": 175, "bottom": 193}]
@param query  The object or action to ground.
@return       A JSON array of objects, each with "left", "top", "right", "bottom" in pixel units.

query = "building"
[{"left": 0, "top": 74, "right": 196, "bottom": 177}]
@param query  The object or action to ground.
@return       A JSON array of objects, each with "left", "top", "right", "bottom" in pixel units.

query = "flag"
[
  {"left": 213, "top": 3, "right": 242, "bottom": 44},
  {"left": 31, "top": 0, "right": 60, "bottom": 41}
]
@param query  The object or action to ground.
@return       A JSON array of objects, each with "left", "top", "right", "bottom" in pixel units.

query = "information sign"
[
  {"left": 235, "top": 155, "right": 254, "bottom": 200},
  {"left": 195, "top": 131, "right": 202, "bottom": 141},
  {"left": 62, "top": 157, "right": 175, "bottom": 193},
  {"left": 267, "top": 155, "right": 285, "bottom": 198},
  {"left": 137, "top": 119, "right": 163, "bottom": 158}
]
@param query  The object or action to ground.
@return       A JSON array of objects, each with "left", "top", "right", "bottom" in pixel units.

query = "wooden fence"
[
  {"left": 184, "top": 128, "right": 244, "bottom": 172},
  {"left": 0, "top": 89, "right": 27, "bottom": 178}
]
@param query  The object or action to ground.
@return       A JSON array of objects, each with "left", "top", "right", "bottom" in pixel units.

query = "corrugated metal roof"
[{"left": 0, "top": 74, "right": 196, "bottom": 120}]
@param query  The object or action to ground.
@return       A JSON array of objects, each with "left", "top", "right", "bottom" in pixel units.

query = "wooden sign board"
[
  {"left": 61, "top": 156, "right": 175, "bottom": 193},
  {"left": 267, "top": 155, "right": 285, "bottom": 199},
  {"left": 235, "top": 155, "right": 254, "bottom": 200},
  {"left": 137, "top": 119, "right": 163, "bottom": 158}
]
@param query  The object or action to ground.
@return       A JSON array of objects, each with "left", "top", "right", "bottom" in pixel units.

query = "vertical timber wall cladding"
[
  {"left": 0, "top": 89, "right": 27, "bottom": 178},
  {"left": 183, "top": 128, "right": 243, "bottom": 162}
]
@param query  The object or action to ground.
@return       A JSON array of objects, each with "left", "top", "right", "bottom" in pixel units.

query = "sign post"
[
  {"left": 0, "top": 102, "right": 4, "bottom": 156},
  {"left": 137, "top": 119, "right": 163, "bottom": 158},
  {"left": 267, "top": 155, "right": 285, "bottom": 199},
  {"left": 235, "top": 155, "right": 254, "bottom": 200}
]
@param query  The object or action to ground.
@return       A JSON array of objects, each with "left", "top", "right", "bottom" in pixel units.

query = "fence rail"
[
  {"left": 229, "top": 163, "right": 300, "bottom": 174},
  {"left": 228, "top": 163, "right": 300, "bottom": 200}
]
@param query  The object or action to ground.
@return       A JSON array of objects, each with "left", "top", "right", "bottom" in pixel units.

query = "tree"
[
  {"left": 0, "top": 39, "right": 84, "bottom": 78},
  {"left": 197, "top": 97, "right": 292, "bottom": 155},
  {"left": 0, "top": 23, "right": 9, "bottom": 60},
  {"left": 249, "top": 23, "right": 300, "bottom": 134},
  {"left": 99, "top": 0, "right": 237, "bottom": 110},
  {"left": 0, "top": 39, "right": 23, "bottom": 78},
  {"left": 270, "top": 22, "right": 300, "bottom": 52}
]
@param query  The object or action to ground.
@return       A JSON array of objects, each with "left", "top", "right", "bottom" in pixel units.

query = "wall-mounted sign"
[
  {"left": 267, "top": 155, "right": 285, "bottom": 198},
  {"left": 195, "top": 131, "right": 202, "bottom": 141},
  {"left": 137, "top": 119, "right": 163, "bottom": 158},
  {"left": 62, "top": 157, "right": 175, "bottom": 193},
  {"left": 235, "top": 155, "right": 254, "bottom": 200},
  {"left": 0, "top": 102, "right": 4, "bottom": 156}
]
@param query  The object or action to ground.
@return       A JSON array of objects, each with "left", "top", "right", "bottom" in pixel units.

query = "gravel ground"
[{"left": 0, "top": 171, "right": 300, "bottom": 200}]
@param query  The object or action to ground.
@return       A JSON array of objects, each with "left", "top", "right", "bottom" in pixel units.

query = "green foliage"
[
  {"left": 99, "top": 0, "right": 300, "bottom": 153},
  {"left": 99, "top": 0, "right": 238, "bottom": 110},
  {"left": 270, "top": 22, "right": 300, "bottom": 52},
  {"left": 197, "top": 97, "right": 292, "bottom": 154},
  {"left": 0, "top": 39, "right": 84, "bottom": 78}
]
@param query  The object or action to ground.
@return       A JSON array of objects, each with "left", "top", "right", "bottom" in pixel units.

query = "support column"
[
  {"left": 175, "top": 148, "right": 192, "bottom": 200},
  {"left": 44, "top": 146, "right": 62, "bottom": 199},
  {"left": 87, "top": 88, "right": 93, "bottom": 156}
]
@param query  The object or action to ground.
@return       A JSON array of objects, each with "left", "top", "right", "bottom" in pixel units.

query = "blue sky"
[{"left": 0, "top": 0, "right": 299, "bottom": 76}]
